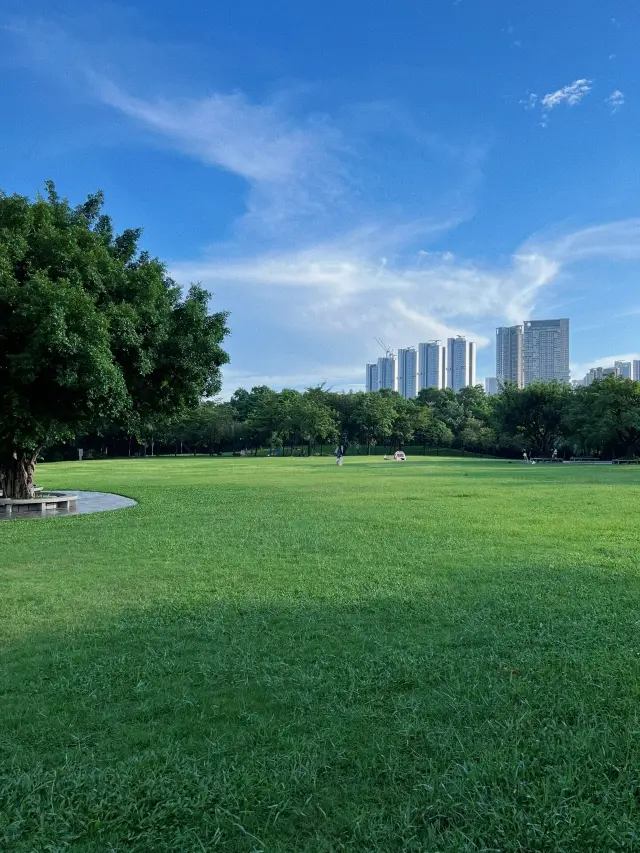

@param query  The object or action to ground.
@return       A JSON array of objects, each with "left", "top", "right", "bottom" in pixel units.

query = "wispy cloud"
[
  {"left": 606, "top": 89, "right": 625, "bottom": 114},
  {"left": 541, "top": 79, "right": 592, "bottom": 110},
  {"left": 535, "top": 219, "right": 640, "bottom": 263},
  {"left": 170, "top": 231, "right": 560, "bottom": 331},
  {"left": 99, "top": 84, "right": 332, "bottom": 185},
  {"left": 187, "top": 218, "right": 640, "bottom": 324},
  {"left": 97, "top": 81, "right": 347, "bottom": 235},
  {"left": 522, "top": 79, "right": 593, "bottom": 125}
]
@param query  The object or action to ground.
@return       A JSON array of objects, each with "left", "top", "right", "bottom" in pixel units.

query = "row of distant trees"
[{"left": 53, "top": 376, "right": 640, "bottom": 461}]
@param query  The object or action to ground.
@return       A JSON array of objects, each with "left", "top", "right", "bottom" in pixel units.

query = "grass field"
[{"left": 1, "top": 456, "right": 640, "bottom": 852}]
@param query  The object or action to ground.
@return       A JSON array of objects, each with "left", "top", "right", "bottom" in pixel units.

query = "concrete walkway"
[{"left": 0, "top": 490, "right": 137, "bottom": 521}]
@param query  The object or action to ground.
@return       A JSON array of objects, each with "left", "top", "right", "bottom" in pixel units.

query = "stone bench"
[
  {"left": 0, "top": 486, "right": 43, "bottom": 498},
  {"left": 0, "top": 493, "right": 77, "bottom": 516}
]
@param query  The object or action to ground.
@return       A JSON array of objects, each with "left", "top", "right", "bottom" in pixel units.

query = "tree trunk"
[{"left": 0, "top": 452, "right": 37, "bottom": 499}]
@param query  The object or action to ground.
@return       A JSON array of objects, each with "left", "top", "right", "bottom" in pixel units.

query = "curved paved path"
[{"left": 0, "top": 490, "right": 137, "bottom": 521}]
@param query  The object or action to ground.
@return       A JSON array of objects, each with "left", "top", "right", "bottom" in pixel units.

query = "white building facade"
[
  {"left": 397, "top": 348, "right": 418, "bottom": 398},
  {"left": 418, "top": 341, "right": 446, "bottom": 390},
  {"left": 523, "top": 318, "right": 570, "bottom": 386},
  {"left": 377, "top": 355, "right": 397, "bottom": 391},
  {"left": 446, "top": 337, "right": 476, "bottom": 392},
  {"left": 485, "top": 377, "right": 499, "bottom": 395}
]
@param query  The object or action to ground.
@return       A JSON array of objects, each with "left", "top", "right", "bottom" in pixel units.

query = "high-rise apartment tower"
[
  {"left": 397, "top": 348, "right": 418, "bottom": 399},
  {"left": 418, "top": 341, "right": 446, "bottom": 390},
  {"left": 523, "top": 319, "right": 570, "bottom": 386},
  {"left": 496, "top": 325, "right": 523, "bottom": 388},
  {"left": 376, "top": 355, "right": 397, "bottom": 391},
  {"left": 365, "top": 363, "right": 379, "bottom": 392},
  {"left": 446, "top": 337, "right": 476, "bottom": 392}
]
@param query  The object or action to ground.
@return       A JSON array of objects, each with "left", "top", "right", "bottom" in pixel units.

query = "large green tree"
[
  {"left": 566, "top": 377, "right": 640, "bottom": 458},
  {"left": 492, "top": 381, "right": 571, "bottom": 455},
  {"left": 293, "top": 393, "right": 339, "bottom": 454},
  {"left": 0, "top": 184, "right": 229, "bottom": 497},
  {"left": 350, "top": 392, "right": 397, "bottom": 451}
]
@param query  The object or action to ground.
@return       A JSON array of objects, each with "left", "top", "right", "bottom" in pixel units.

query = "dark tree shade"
[{"left": 0, "top": 183, "right": 229, "bottom": 497}]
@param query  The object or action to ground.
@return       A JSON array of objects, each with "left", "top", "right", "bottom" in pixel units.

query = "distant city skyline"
[
  {"left": 364, "top": 317, "right": 589, "bottom": 397},
  {"left": 364, "top": 337, "right": 476, "bottom": 398}
]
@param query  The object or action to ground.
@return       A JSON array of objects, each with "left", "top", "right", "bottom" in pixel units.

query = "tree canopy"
[{"left": 0, "top": 183, "right": 229, "bottom": 497}]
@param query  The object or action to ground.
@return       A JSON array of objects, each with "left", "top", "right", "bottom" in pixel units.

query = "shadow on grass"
[{"left": 2, "top": 592, "right": 640, "bottom": 853}]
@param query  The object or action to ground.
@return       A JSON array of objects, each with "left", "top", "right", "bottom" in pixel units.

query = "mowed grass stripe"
[{"left": 1, "top": 457, "right": 640, "bottom": 851}]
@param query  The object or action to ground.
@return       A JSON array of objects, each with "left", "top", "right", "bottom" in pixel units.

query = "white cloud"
[
  {"left": 387, "top": 299, "right": 490, "bottom": 347},
  {"left": 606, "top": 90, "right": 625, "bottom": 114},
  {"left": 523, "top": 79, "right": 593, "bottom": 125},
  {"left": 534, "top": 219, "right": 640, "bottom": 263},
  {"left": 541, "top": 79, "right": 592, "bottom": 111},
  {"left": 520, "top": 93, "right": 538, "bottom": 111},
  {"left": 170, "top": 233, "right": 559, "bottom": 329}
]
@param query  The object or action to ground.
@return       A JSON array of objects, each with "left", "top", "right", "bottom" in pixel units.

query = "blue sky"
[{"left": 2, "top": 0, "right": 639, "bottom": 393}]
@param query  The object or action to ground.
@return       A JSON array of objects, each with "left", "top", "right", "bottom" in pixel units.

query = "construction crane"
[{"left": 374, "top": 337, "right": 394, "bottom": 358}]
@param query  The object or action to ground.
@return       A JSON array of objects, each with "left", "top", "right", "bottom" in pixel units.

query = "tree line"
[{"left": 52, "top": 377, "right": 640, "bottom": 461}]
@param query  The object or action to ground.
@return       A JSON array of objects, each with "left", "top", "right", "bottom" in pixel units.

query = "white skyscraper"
[
  {"left": 365, "top": 363, "right": 379, "bottom": 392},
  {"left": 397, "top": 348, "right": 418, "bottom": 399},
  {"left": 615, "top": 361, "right": 632, "bottom": 379},
  {"left": 523, "top": 319, "right": 570, "bottom": 386},
  {"left": 633, "top": 361, "right": 640, "bottom": 382},
  {"left": 485, "top": 377, "right": 499, "bottom": 395},
  {"left": 418, "top": 341, "right": 446, "bottom": 390},
  {"left": 446, "top": 337, "right": 476, "bottom": 392},
  {"left": 496, "top": 325, "right": 523, "bottom": 388},
  {"left": 377, "top": 355, "right": 397, "bottom": 391}
]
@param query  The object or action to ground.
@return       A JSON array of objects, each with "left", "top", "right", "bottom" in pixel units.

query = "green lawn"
[{"left": 1, "top": 457, "right": 640, "bottom": 852}]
